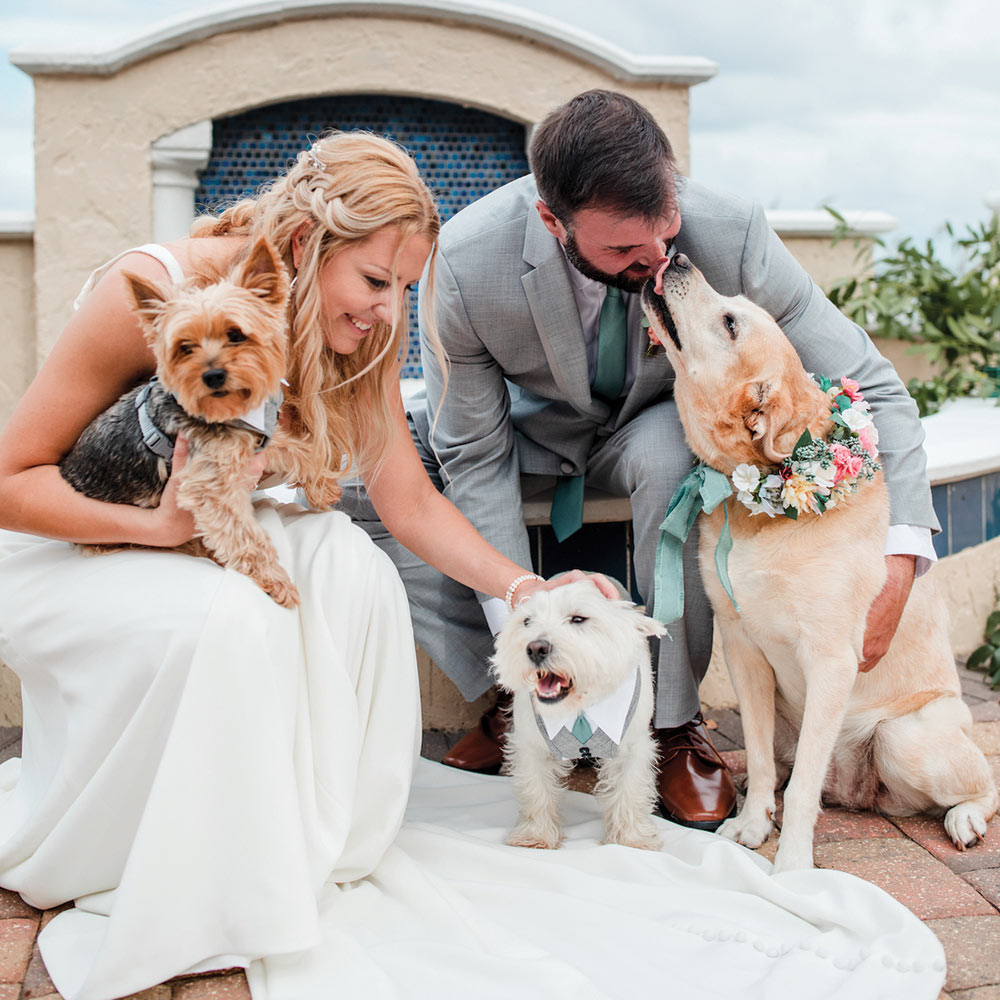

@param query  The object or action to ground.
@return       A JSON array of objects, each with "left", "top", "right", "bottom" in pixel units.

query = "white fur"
[
  {"left": 643, "top": 258, "right": 999, "bottom": 873},
  {"left": 491, "top": 581, "right": 666, "bottom": 850}
]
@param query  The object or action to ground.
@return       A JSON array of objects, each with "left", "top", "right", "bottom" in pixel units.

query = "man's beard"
[{"left": 563, "top": 230, "right": 672, "bottom": 293}]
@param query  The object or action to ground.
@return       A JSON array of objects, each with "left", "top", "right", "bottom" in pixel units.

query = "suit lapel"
[{"left": 521, "top": 209, "right": 598, "bottom": 414}]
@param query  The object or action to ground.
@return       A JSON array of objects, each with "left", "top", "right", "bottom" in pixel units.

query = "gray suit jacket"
[{"left": 414, "top": 174, "right": 938, "bottom": 582}]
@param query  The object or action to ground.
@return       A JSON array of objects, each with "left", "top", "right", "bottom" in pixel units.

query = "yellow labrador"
[{"left": 641, "top": 254, "right": 997, "bottom": 873}]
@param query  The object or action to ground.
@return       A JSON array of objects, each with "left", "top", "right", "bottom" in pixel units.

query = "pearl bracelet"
[{"left": 504, "top": 573, "right": 545, "bottom": 612}]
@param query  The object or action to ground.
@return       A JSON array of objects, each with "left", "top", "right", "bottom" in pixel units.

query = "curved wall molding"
[{"left": 11, "top": 0, "right": 717, "bottom": 84}]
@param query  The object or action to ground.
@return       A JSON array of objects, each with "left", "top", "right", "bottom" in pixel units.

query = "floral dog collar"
[{"left": 731, "top": 375, "right": 881, "bottom": 520}]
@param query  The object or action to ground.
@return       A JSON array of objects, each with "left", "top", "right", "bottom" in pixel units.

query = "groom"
[{"left": 348, "top": 89, "right": 938, "bottom": 829}]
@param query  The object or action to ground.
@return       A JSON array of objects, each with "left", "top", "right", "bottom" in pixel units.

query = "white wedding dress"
[{"left": 0, "top": 504, "right": 947, "bottom": 1000}]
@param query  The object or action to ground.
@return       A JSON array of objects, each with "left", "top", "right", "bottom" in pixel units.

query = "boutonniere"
[{"left": 642, "top": 315, "right": 666, "bottom": 358}]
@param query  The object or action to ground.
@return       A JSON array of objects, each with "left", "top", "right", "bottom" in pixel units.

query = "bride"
[{"left": 0, "top": 131, "right": 944, "bottom": 1000}]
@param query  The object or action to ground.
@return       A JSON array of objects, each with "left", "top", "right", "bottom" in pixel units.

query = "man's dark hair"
[{"left": 528, "top": 90, "right": 676, "bottom": 224}]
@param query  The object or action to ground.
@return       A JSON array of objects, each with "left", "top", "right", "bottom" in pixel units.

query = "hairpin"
[{"left": 305, "top": 145, "right": 326, "bottom": 172}]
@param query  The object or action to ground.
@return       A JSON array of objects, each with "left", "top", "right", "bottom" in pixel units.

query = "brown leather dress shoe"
[
  {"left": 441, "top": 690, "right": 512, "bottom": 774},
  {"left": 655, "top": 714, "right": 737, "bottom": 831}
]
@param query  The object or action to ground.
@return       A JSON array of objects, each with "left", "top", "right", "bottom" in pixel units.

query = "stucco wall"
[
  {"left": 0, "top": 235, "right": 36, "bottom": 430},
  {"left": 29, "top": 13, "right": 692, "bottom": 358}
]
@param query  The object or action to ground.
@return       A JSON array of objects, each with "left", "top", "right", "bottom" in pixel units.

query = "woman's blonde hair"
[{"left": 190, "top": 130, "right": 442, "bottom": 504}]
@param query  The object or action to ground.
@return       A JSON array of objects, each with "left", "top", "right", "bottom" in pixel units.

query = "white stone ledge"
[
  {"left": 766, "top": 209, "right": 897, "bottom": 238},
  {"left": 402, "top": 381, "right": 1000, "bottom": 522},
  {"left": 921, "top": 397, "right": 1000, "bottom": 485},
  {"left": 10, "top": 0, "right": 718, "bottom": 85},
  {"left": 0, "top": 213, "right": 35, "bottom": 241}
]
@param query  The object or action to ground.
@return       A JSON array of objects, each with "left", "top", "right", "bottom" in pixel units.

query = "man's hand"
[{"left": 859, "top": 554, "right": 916, "bottom": 672}]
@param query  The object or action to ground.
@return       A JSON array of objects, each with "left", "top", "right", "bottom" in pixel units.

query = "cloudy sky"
[{"left": 1, "top": 0, "right": 998, "bottom": 250}]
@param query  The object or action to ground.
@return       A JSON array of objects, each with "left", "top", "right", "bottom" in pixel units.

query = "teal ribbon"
[{"left": 653, "top": 464, "right": 740, "bottom": 625}]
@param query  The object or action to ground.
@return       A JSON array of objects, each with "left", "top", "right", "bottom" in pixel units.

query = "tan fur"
[
  {"left": 641, "top": 257, "right": 998, "bottom": 872},
  {"left": 124, "top": 236, "right": 301, "bottom": 607}
]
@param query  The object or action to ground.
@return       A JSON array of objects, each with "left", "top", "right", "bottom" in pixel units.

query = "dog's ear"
[
  {"left": 633, "top": 610, "right": 668, "bottom": 639},
  {"left": 123, "top": 271, "right": 168, "bottom": 337},
  {"left": 741, "top": 379, "right": 808, "bottom": 465},
  {"left": 235, "top": 236, "right": 289, "bottom": 306}
]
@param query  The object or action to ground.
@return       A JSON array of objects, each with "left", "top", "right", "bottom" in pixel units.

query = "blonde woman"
[{"left": 0, "top": 132, "right": 610, "bottom": 1000}]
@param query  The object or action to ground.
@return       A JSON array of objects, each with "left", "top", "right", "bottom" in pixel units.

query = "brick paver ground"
[{"left": 0, "top": 665, "right": 997, "bottom": 998}]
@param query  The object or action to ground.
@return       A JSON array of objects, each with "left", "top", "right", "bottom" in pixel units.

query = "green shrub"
[{"left": 827, "top": 212, "right": 1000, "bottom": 415}]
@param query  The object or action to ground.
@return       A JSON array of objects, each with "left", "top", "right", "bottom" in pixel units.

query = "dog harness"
[
  {"left": 134, "top": 377, "right": 282, "bottom": 462},
  {"left": 532, "top": 666, "right": 642, "bottom": 761}
]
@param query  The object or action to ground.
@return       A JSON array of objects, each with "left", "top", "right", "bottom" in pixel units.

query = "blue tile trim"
[{"left": 949, "top": 477, "right": 985, "bottom": 553}]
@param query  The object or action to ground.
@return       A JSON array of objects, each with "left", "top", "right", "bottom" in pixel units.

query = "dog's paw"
[
  {"left": 944, "top": 802, "right": 989, "bottom": 850},
  {"left": 507, "top": 822, "right": 562, "bottom": 850},
  {"left": 772, "top": 839, "right": 814, "bottom": 873},
  {"left": 604, "top": 825, "right": 662, "bottom": 852},
  {"left": 717, "top": 810, "right": 775, "bottom": 849}
]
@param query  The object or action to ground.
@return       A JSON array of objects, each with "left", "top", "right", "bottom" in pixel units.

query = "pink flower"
[
  {"left": 831, "top": 444, "right": 863, "bottom": 484},
  {"left": 840, "top": 377, "right": 863, "bottom": 402},
  {"left": 858, "top": 425, "right": 879, "bottom": 458}
]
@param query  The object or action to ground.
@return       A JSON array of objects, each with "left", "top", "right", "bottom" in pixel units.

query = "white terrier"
[{"left": 491, "top": 580, "right": 667, "bottom": 850}]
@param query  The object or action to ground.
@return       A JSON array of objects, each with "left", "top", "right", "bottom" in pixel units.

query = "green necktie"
[
  {"left": 550, "top": 285, "right": 629, "bottom": 542},
  {"left": 592, "top": 285, "right": 627, "bottom": 401}
]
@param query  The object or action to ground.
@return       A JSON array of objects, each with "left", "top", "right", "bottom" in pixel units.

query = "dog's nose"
[
  {"left": 526, "top": 640, "right": 550, "bottom": 665},
  {"left": 672, "top": 253, "right": 690, "bottom": 270},
  {"left": 202, "top": 368, "right": 227, "bottom": 389}
]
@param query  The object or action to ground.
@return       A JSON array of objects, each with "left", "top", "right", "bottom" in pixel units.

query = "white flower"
[
  {"left": 841, "top": 406, "right": 874, "bottom": 432},
  {"left": 732, "top": 463, "right": 761, "bottom": 493},
  {"left": 802, "top": 461, "right": 835, "bottom": 492},
  {"left": 748, "top": 497, "right": 778, "bottom": 518}
]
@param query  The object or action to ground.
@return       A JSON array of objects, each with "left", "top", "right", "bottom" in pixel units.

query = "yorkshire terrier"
[{"left": 60, "top": 236, "right": 300, "bottom": 608}]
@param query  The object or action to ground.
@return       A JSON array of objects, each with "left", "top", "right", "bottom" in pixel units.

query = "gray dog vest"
[{"left": 532, "top": 667, "right": 642, "bottom": 761}]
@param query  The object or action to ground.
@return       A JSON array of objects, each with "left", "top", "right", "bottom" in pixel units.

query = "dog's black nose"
[
  {"left": 526, "top": 640, "right": 550, "bottom": 665},
  {"left": 202, "top": 368, "right": 227, "bottom": 389},
  {"left": 672, "top": 253, "right": 690, "bottom": 270}
]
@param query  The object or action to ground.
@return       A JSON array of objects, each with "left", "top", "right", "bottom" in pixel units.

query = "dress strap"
[{"left": 74, "top": 243, "right": 186, "bottom": 311}]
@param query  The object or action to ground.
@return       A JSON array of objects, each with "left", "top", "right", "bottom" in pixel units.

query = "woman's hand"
[
  {"left": 511, "top": 569, "right": 620, "bottom": 607},
  {"left": 147, "top": 437, "right": 268, "bottom": 548},
  {"left": 146, "top": 435, "right": 198, "bottom": 547}
]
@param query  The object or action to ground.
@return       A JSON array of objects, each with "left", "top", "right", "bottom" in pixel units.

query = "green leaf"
[
  {"left": 966, "top": 644, "right": 995, "bottom": 672},
  {"left": 782, "top": 505, "right": 798, "bottom": 521},
  {"left": 986, "top": 610, "right": 1000, "bottom": 635},
  {"left": 792, "top": 428, "right": 813, "bottom": 452}
]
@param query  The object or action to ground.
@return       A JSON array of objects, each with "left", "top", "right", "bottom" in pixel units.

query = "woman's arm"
[
  {"left": 0, "top": 255, "right": 198, "bottom": 546},
  {"left": 365, "top": 391, "right": 617, "bottom": 606}
]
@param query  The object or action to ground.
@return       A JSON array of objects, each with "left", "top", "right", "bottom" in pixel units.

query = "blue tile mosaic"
[
  {"left": 195, "top": 95, "right": 529, "bottom": 379},
  {"left": 949, "top": 477, "right": 985, "bottom": 554}
]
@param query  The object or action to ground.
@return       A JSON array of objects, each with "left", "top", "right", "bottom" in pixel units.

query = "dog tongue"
[
  {"left": 537, "top": 671, "right": 567, "bottom": 696},
  {"left": 653, "top": 259, "right": 671, "bottom": 295}
]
